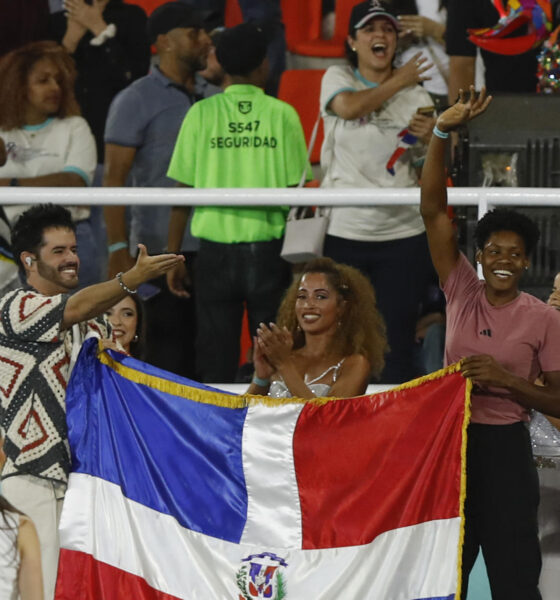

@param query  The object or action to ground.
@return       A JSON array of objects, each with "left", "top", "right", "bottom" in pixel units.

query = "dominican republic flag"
[
  {"left": 56, "top": 339, "right": 471, "bottom": 600},
  {"left": 385, "top": 128, "right": 418, "bottom": 175}
]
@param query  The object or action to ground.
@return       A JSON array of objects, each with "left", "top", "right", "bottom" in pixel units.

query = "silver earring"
[
  {"left": 352, "top": 47, "right": 356, "bottom": 52},
  {"left": 133, "top": 334, "right": 139, "bottom": 342}
]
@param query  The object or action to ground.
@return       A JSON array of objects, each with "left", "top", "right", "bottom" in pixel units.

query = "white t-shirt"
[
  {"left": 398, "top": 0, "right": 449, "bottom": 97},
  {"left": 320, "top": 65, "right": 431, "bottom": 241},
  {"left": 0, "top": 116, "right": 96, "bottom": 224},
  {"left": 0, "top": 510, "right": 19, "bottom": 600}
]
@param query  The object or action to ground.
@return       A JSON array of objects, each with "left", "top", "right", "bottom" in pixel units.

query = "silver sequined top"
[{"left": 268, "top": 359, "right": 345, "bottom": 399}]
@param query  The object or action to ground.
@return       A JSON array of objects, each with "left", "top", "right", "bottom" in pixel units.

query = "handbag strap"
[
  {"left": 297, "top": 111, "right": 321, "bottom": 188},
  {"left": 290, "top": 111, "right": 331, "bottom": 220},
  {"left": 287, "top": 206, "right": 331, "bottom": 221}
]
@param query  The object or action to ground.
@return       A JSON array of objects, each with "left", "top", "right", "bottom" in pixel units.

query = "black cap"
[
  {"left": 348, "top": 0, "right": 401, "bottom": 35},
  {"left": 215, "top": 23, "right": 268, "bottom": 77},
  {"left": 147, "top": 2, "right": 213, "bottom": 43}
]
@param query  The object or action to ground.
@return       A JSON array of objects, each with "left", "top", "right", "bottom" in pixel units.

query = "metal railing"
[
  {"left": 2, "top": 187, "right": 560, "bottom": 223},
  {"left": 3, "top": 185, "right": 560, "bottom": 287}
]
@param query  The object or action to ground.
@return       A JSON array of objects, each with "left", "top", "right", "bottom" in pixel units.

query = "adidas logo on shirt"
[{"left": 479, "top": 329, "right": 492, "bottom": 337}]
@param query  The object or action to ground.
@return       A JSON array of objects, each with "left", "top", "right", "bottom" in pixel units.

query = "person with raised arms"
[
  {"left": 0, "top": 204, "right": 183, "bottom": 599},
  {"left": 420, "top": 87, "right": 560, "bottom": 600}
]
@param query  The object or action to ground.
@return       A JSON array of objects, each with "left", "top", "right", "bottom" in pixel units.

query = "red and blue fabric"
[
  {"left": 467, "top": 0, "right": 552, "bottom": 55},
  {"left": 55, "top": 338, "right": 471, "bottom": 600},
  {"left": 386, "top": 128, "right": 418, "bottom": 175}
]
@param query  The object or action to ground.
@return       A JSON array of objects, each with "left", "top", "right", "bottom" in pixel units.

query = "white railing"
[
  {"left": 4, "top": 186, "right": 559, "bottom": 386},
  {"left": 3, "top": 187, "right": 560, "bottom": 222}
]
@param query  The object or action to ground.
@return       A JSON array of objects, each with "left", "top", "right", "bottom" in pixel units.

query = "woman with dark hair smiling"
[
  {"left": 0, "top": 40, "right": 101, "bottom": 287},
  {"left": 421, "top": 86, "right": 560, "bottom": 600},
  {"left": 319, "top": 0, "right": 436, "bottom": 384},
  {"left": 106, "top": 293, "right": 146, "bottom": 360}
]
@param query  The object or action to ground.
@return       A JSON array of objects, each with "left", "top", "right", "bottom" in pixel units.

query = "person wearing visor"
[{"left": 320, "top": 0, "right": 436, "bottom": 384}]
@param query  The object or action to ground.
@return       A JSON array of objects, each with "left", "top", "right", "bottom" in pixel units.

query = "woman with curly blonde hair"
[{"left": 247, "top": 257, "right": 388, "bottom": 399}]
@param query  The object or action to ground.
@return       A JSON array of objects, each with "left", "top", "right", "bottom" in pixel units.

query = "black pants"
[
  {"left": 324, "top": 232, "right": 435, "bottom": 384},
  {"left": 143, "top": 272, "right": 197, "bottom": 379},
  {"left": 194, "top": 238, "right": 290, "bottom": 383},
  {"left": 462, "top": 423, "right": 542, "bottom": 600}
]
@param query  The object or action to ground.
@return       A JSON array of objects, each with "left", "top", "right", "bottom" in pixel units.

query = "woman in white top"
[
  {"left": 320, "top": 1, "right": 436, "bottom": 384},
  {"left": 0, "top": 438, "right": 43, "bottom": 600},
  {"left": 247, "top": 257, "right": 388, "bottom": 399},
  {"left": 0, "top": 41, "right": 100, "bottom": 288},
  {"left": 0, "top": 498, "right": 43, "bottom": 600}
]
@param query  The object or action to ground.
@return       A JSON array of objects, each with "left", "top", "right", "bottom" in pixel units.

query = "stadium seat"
[
  {"left": 128, "top": 0, "right": 243, "bottom": 26},
  {"left": 277, "top": 69, "right": 325, "bottom": 165},
  {"left": 281, "top": 0, "right": 323, "bottom": 53},
  {"left": 288, "top": 0, "right": 360, "bottom": 58},
  {"left": 125, "top": 0, "right": 168, "bottom": 15},
  {"left": 224, "top": 0, "right": 243, "bottom": 27}
]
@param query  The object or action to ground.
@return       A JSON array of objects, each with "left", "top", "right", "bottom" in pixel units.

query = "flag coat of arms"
[{"left": 56, "top": 339, "right": 471, "bottom": 600}]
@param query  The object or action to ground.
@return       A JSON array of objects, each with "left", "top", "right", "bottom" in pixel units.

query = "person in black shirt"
[{"left": 49, "top": 0, "right": 151, "bottom": 163}]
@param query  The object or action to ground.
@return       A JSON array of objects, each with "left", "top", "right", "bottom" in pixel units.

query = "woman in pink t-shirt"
[{"left": 420, "top": 88, "right": 560, "bottom": 600}]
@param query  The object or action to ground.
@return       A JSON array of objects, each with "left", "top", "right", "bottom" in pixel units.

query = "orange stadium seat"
[
  {"left": 286, "top": 0, "right": 361, "bottom": 58},
  {"left": 127, "top": 0, "right": 242, "bottom": 25},
  {"left": 281, "top": 0, "right": 323, "bottom": 53},
  {"left": 224, "top": 0, "right": 243, "bottom": 27},
  {"left": 277, "top": 69, "right": 325, "bottom": 165},
  {"left": 125, "top": 0, "right": 168, "bottom": 15}
]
